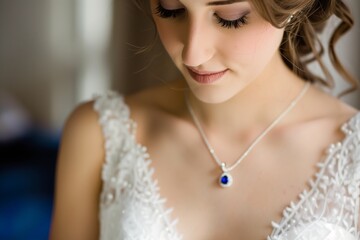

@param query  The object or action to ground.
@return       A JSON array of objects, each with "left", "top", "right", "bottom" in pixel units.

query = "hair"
[
  {"left": 250, "top": 0, "right": 357, "bottom": 96},
  {"left": 133, "top": 0, "right": 358, "bottom": 96}
]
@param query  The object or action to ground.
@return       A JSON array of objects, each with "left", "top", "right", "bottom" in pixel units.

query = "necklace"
[{"left": 185, "top": 82, "right": 310, "bottom": 188}]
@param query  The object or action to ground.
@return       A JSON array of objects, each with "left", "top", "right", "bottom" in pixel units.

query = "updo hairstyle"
[{"left": 132, "top": 0, "right": 357, "bottom": 95}]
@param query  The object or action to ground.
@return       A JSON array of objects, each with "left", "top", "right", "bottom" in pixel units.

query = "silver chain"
[{"left": 185, "top": 82, "right": 310, "bottom": 173}]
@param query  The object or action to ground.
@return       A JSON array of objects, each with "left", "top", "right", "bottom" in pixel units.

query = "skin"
[
  {"left": 152, "top": 0, "right": 285, "bottom": 104},
  {"left": 50, "top": 0, "right": 358, "bottom": 239}
]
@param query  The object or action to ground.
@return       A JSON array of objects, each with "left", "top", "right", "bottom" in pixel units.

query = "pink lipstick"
[{"left": 187, "top": 68, "right": 228, "bottom": 84}]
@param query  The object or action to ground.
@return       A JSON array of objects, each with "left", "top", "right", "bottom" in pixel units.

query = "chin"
[{"left": 189, "top": 85, "right": 240, "bottom": 104}]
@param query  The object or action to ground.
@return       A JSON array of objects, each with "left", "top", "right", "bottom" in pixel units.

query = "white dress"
[{"left": 94, "top": 92, "right": 360, "bottom": 240}]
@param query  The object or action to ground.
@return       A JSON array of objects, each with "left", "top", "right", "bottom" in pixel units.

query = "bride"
[{"left": 50, "top": 0, "right": 359, "bottom": 239}]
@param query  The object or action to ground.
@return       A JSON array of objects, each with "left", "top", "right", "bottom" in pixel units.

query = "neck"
[{"left": 184, "top": 54, "right": 307, "bottom": 137}]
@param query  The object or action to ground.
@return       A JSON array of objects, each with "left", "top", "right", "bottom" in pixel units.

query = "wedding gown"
[{"left": 94, "top": 92, "right": 360, "bottom": 240}]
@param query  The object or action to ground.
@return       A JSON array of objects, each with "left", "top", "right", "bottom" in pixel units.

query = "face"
[{"left": 150, "top": 0, "right": 285, "bottom": 103}]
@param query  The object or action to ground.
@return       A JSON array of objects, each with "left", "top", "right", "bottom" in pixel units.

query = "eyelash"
[
  {"left": 214, "top": 14, "right": 248, "bottom": 29},
  {"left": 155, "top": 4, "right": 185, "bottom": 18},
  {"left": 154, "top": 4, "right": 248, "bottom": 29}
]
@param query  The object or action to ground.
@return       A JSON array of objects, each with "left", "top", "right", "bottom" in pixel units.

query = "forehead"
[
  {"left": 159, "top": 0, "right": 248, "bottom": 5},
  {"left": 206, "top": 0, "right": 246, "bottom": 5}
]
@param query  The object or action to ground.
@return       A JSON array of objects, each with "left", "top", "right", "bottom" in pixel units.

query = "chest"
[
  {"left": 99, "top": 110, "right": 360, "bottom": 240},
  {"left": 140, "top": 122, "right": 344, "bottom": 240}
]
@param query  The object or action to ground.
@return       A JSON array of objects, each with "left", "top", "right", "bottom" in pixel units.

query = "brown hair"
[
  {"left": 250, "top": 0, "right": 357, "bottom": 96},
  {"left": 133, "top": 0, "right": 358, "bottom": 96}
]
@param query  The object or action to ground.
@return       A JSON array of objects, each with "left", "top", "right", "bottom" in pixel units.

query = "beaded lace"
[{"left": 94, "top": 92, "right": 360, "bottom": 240}]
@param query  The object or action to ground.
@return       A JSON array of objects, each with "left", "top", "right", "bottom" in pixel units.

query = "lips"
[{"left": 186, "top": 67, "right": 228, "bottom": 84}]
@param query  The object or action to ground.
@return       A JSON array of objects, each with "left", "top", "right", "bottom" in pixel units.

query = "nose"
[{"left": 181, "top": 17, "right": 215, "bottom": 67}]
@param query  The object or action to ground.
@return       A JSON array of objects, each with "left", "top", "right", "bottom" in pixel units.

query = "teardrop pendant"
[{"left": 219, "top": 172, "right": 233, "bottom": 188}]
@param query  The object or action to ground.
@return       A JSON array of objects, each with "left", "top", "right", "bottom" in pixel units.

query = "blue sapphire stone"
[{"left": 221, "top": 175, "right": 229, "bottom": 185}]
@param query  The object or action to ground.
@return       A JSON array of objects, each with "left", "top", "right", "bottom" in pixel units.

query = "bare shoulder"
[
  {"left": 125, "top": 81, "right": 186, "bottom": 120},
  {"left": 281, "top": 85, "right": 359, "bottom": 149},
  {"left": 122, "top": 80, "right": 188, "bottom": 145},
  {"left": 304, "top": 85, "right": 358, "bottom": 126},
  {"left": 57, "top": 100, "right": 105, "bottom": 166},
  {"left": 62, "top": 100, "right": 103, "bottom": 146},
  {"left": 50, "top": 100, "right": 104, "bottom": 240}
]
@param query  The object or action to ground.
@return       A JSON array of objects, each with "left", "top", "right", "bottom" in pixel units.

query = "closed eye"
[
  {"left": 214, "top": 14, "right": 248, "bottom": 29},
  {"left": 154, "top": 3, "right": 249, "bottom": 29},
  {"left": 155, "top": 4, "right": 185, "bottom": 18}
]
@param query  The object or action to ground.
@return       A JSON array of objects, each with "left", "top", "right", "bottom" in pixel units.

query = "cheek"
[
  {"left": 223, "top": 22, "right": 284, "bottom": 68},
  {"left": 254, "top": 24, "right": 284, "bottom": 59},
  {"left": 154, "top": 20, "right": 182, "bottom": 60}
]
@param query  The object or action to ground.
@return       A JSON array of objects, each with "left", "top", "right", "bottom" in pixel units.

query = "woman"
[{"left": 50, "top": 0, "right": 360, "bottom": 239}]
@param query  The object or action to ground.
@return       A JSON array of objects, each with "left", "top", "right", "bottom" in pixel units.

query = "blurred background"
[{"left": 0, "top": 0, "right": 359, "bottom": 239}]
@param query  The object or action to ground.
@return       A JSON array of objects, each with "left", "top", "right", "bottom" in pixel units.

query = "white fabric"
[{"left": 94, "top": 92, "right": 360, "bottom": 240}]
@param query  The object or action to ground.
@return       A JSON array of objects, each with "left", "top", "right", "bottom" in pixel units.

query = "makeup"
[{"left": 187, "top": 68, "right": 228, "bottom": 84}]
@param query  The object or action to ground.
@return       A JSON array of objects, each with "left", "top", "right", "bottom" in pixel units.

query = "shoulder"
[
  {"left": 65, "top": 100, "right": 99, "bottom": 129},
  {"left": 274, "top": 84, "right": 359, "bottom": 152},
  {"left": 125, "top": 80, "right": 186, "bottom": 120},
  {"left": 50, "top": 101, "right": 104, "bottom": 240},
  {"left": 56, "top": 100, "right": 106, "bottom": 188},
  {"left": 62, "top": 100, "right": 104, "bottom": 154},
  {"left": 299, "top": 84, "right": 358, "bottom": 127},
  {"left": 56, "top": 100, "right": 106, "bottom": 184},
  {"left": 119, "top": 80, "right": 188, "bottom": 145}
]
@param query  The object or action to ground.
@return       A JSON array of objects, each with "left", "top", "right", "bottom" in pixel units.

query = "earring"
[{"left": 286, "top": 14, "right": 294, "bottom": 24}]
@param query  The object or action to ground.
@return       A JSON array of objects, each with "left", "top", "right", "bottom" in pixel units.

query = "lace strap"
[
  {"left": 93, "top": 91, "right": 137, "bottom": 183},
  {"left": 95, "top": 92, "right": 183, "bottom": 240},
  {"left": 270, "top": 112, "right": 360, "bottom": 238},
  {"left": 341, "top": 113, "right": 360, "bottom": 183},
  {"left": 341, "top": 113, "right": 360, "bottom": 236}
]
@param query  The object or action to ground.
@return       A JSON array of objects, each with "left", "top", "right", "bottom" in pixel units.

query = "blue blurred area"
[{"left": 0, "top": 127, "right": 59, "bottom": 240}]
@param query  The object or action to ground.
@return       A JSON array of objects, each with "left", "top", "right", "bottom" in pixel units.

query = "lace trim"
[
  {"left": 94, "top": 92, "right": 182, "bottom": 240},
  {"left": 95, "top": 91, "right": 360, "bottom": 240},
  {"left": 268, "top": 112, "right": 360, "bottom": 239}
]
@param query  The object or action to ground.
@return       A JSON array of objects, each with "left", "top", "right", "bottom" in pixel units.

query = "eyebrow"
[{"left": 207, "top": 0, "right": 244, "bottom": 6}]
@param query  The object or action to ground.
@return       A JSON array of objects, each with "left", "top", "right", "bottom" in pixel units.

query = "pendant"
[
  {"left": 219, "top": 172, "right": 233, "bottom": 188},
  {"left": 219, "top": 163, "right": 233, "bottom": 188}
]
